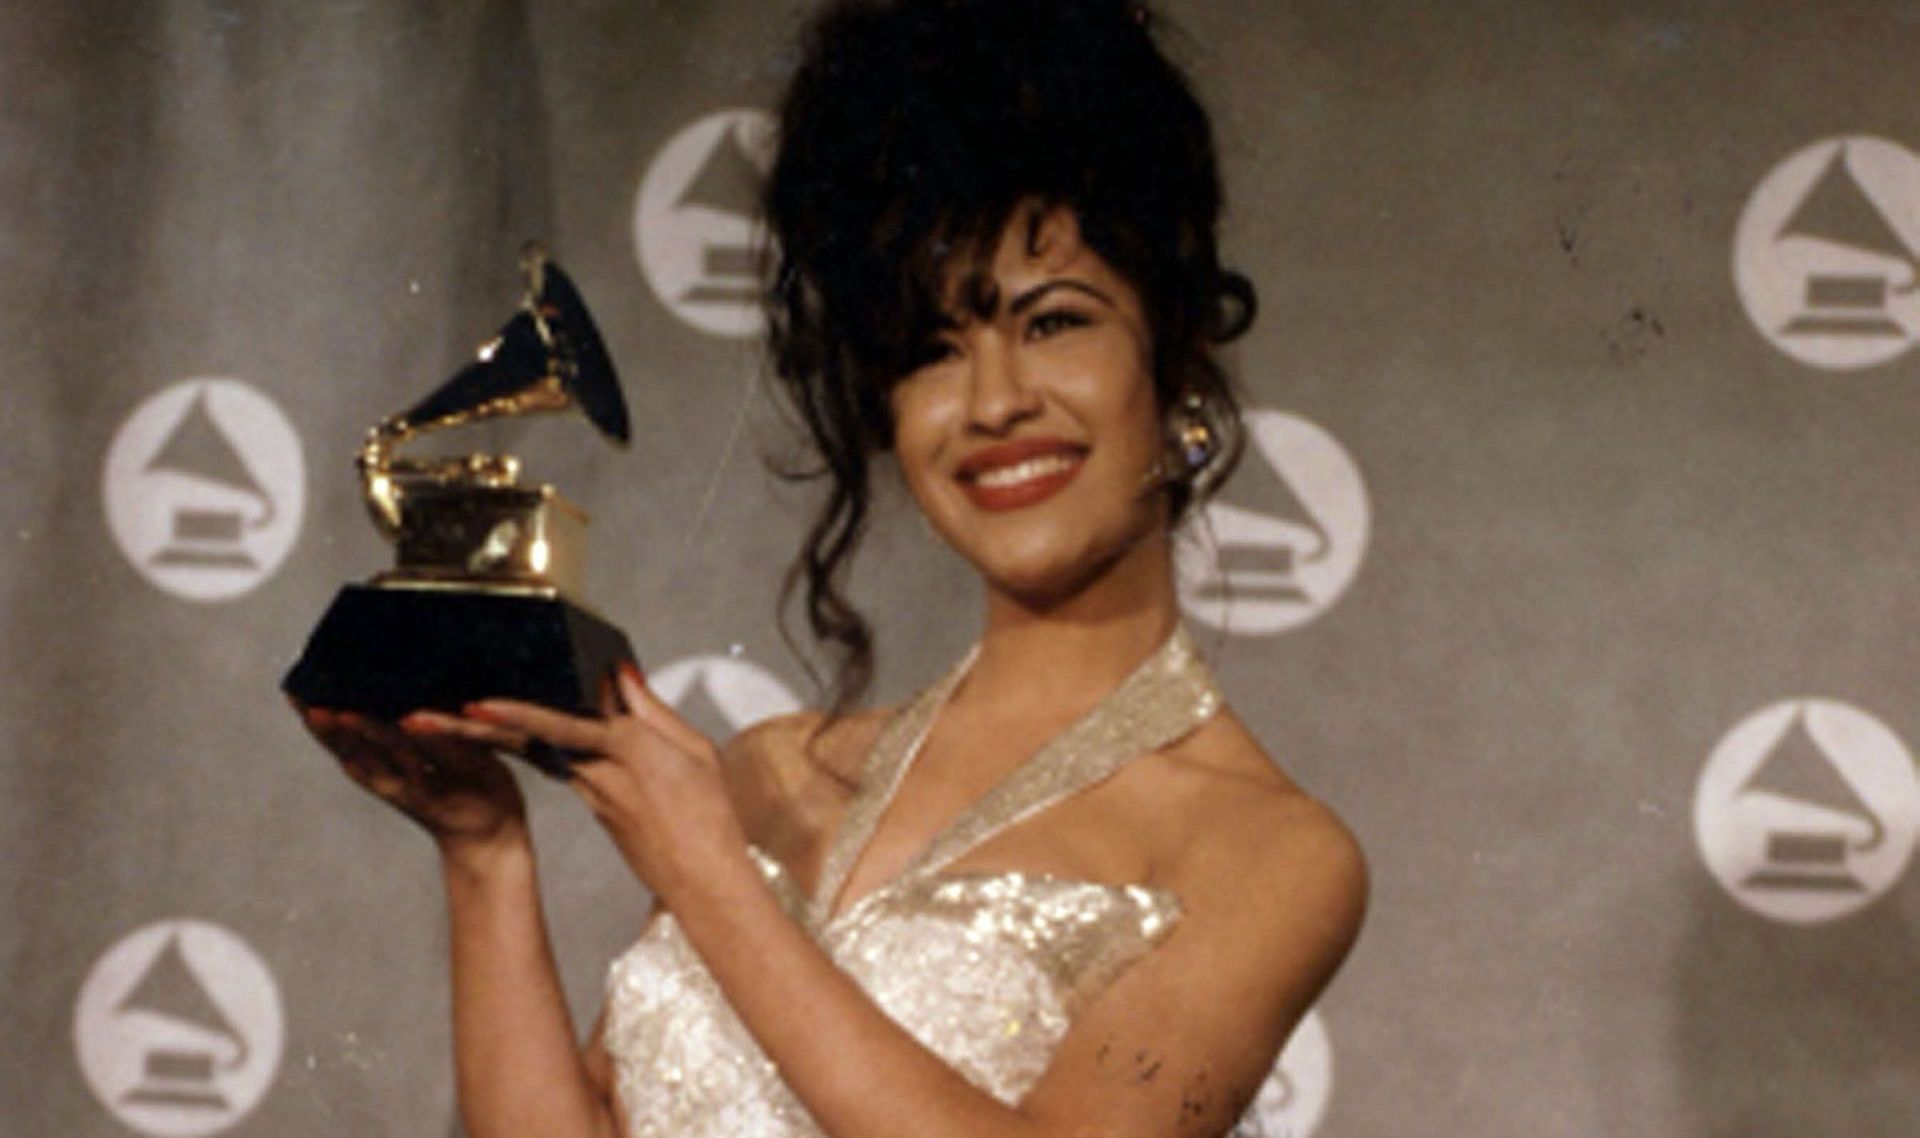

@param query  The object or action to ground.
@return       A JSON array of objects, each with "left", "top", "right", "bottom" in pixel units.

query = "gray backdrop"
[{"left": 5, "top": 2, "right": 1918, "bottom": 1136}]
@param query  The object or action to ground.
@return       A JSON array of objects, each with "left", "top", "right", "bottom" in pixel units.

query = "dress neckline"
[{"left": 807, "top": 625, "right": 1223, "bottom": 929}]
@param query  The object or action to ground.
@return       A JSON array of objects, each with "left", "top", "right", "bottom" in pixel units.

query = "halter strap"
[{"left": 808, "top": 626, "right": 1223, "bottom": 928}]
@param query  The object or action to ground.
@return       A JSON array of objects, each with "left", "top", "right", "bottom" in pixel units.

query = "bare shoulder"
[
  {"left": 716, "top": 707, "right": 889, "bottom": 850},
  {"left": 1153, "top": 711, "right": 1368, "bottom": 944}
]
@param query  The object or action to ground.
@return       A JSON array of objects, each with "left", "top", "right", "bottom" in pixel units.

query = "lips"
[{"left": 956, "top": 438, "right": 1087, "bottom": 510}]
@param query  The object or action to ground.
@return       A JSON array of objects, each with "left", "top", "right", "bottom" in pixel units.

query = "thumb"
[{"left": 614, "top": 663, "right": 715, "bottom": 759}]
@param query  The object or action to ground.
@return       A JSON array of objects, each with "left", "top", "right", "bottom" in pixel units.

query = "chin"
[
  {"left": 987, "top": 566, "right": 1088, "bottom": 610},
  {"left": 930, "top": 487, "right": 1170, "bottom": 609},
  {"left": 975, "top": 531, "right": 1153, "bottom": 611}
]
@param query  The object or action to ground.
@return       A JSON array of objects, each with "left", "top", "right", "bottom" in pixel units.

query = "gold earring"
[{"left": 1169, "top": 392, "right": 1216, "bottom": 479}]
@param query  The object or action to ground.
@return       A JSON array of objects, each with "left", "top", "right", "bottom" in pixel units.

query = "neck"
[{"left": 963, "top": 528, "right": 1182, "bottom": 715}]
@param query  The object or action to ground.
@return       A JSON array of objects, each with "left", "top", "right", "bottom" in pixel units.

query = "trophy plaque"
[{"left": 283, "top": 243, "right": 637, "bottom": 775}]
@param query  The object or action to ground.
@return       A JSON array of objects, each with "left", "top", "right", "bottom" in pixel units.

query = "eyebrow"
[{"left": 1007, "top": 279, "right": 1117, "bottom": 315}]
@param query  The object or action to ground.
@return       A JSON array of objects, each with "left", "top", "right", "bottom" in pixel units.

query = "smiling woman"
[
  {"left": 888, "top": 208, "right": 1168, "bottom": 606},
  {"left": 764, "top": 0, "right": 1258, "bottom": 708},
  {"left": 295, "top": 4, "right": 1365, "bottom": 1138}
]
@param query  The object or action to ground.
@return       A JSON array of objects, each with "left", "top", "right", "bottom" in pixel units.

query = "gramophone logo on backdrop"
[
  {"left": 1237, "top": 1009, "right": 1333, "bottom": 1138},
  {"left": 73, "top": 919, "right": 284, "bottom": 1137},
  {"left": 1177, "top": 408, "right": 1369, "bottom": 636},
  {"left": 1694, "top": 699, "right": 1920, "bottom": 924},
  {"left": 103, "top": 378, "right": 305, "bottom": 602},
  {"left": 1733, "top": 136, "right": 1920, "bottom": 370},
  {"left": 651, "top": 648, "right": 802, "bottom": 739},
  {"left": 634, "top": 109, "right": 777, "bottom": 339}
]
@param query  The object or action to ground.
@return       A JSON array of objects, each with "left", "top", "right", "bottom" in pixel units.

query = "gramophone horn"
[
  {"left": 531, "top": 255, "right": 631, "bottom": 445},
  {"left": 390, "top": 245, "right": 630, "bottom": 444}
]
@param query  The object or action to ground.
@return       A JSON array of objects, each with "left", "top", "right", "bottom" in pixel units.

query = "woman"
[{"left": 300, "top": 3, "right": 1366, "bottom": 1137}]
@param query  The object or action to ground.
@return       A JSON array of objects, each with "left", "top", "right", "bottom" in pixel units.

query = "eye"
[{"left": 1026, "top": 308, "right": 1091, "bottom": 340}]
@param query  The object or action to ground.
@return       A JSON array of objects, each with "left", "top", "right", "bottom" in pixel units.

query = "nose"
[{"left": 964, "top": 333, "right": 1041, "bottom": 433}]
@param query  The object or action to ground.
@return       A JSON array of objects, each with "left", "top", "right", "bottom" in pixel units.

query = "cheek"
[
  {"left": 1066, "top": 357, "right": 1160, "bottom": 452},
  {"left": 1123, "top": 375, "right": 1161, "bottom": 438},
  {"left": 894, "top": 451, "right": 944, "bottom": 518},
  {"left": 887, "top": 390, "right": 954, "bottom": 502}
]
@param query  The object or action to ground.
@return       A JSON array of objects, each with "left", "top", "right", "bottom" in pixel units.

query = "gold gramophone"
[{"left": 283, "top": 243, "right": 637, "bottom": 774}]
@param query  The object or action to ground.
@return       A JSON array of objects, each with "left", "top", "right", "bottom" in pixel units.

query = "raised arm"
[
  {"left": 463, "top": 670, "right": 1366, "bottom": 1138},
  {"left": 297, "top": 707, "right": 620, "bottom": 1138}
]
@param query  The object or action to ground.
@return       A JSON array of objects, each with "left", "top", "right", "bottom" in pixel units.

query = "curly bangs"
[{"left": 763, "top": 0, "right": 1255, "bottom": 708}]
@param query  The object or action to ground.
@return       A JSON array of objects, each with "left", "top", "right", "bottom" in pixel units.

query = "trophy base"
[{"left": 282, "top": 583, "right": 637, "bottom": 777}]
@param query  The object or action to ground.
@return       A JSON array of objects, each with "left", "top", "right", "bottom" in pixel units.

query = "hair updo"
[{"left": 764, "top": 0, "right": 1256, "bottom": 709}]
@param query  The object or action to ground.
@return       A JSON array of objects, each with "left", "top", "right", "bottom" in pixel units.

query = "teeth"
[{"left": 973, "top": 453, "right": 1079, "bottom": 489}]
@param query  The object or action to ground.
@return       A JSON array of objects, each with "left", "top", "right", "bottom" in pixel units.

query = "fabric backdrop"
[{"left": 4, "top": 2, "right": 1918, "bottom": 1135}]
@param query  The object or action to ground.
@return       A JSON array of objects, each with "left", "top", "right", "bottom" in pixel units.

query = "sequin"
[{"left": 603, "top": 627, "right": 1223, "bottom": 1138}]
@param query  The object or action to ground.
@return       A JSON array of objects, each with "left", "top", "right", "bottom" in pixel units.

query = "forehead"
[{"left": 940, "top": 207, "right": 1124, "bottom": 313}]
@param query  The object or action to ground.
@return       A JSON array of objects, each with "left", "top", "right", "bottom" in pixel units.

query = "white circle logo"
[
  {"left": 1733, "top": 136, "right": 1920, "bottom": 370},
  {"left": 73, "top": 919, "right": 285, "bottom": 1137},
  {"left": 634, "top": 109, "right": 777, "bottom": 339},
  {"left": 102, "top": 378, "right": 305, "bottom": 602},
  {"left": 652, "top": 651, "right": 803, "bottom": 738},
  {"left": 1694, "top": 699, "right": 1920, "bottom": 924},
  {"left": 1177, "top": 408, "right": 1369, "bottom": 636},
  {"left": 1236, "top": 1009, "right": 1334, "bottom": 1138}
]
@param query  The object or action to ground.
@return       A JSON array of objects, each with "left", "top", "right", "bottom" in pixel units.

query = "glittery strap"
[
  {"left": 807, "top": 647, "right": 977, "bottom": 928},
  {"left": 810, "top": 626, "right": 1222, "bottom": 927}
]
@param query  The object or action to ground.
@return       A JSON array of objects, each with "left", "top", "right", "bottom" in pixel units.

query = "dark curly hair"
[{"left": 764, "top": 0, "right": 1256, "bottom": 710}]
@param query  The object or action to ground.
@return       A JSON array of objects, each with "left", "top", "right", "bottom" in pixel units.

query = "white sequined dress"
[{"left": 602, "top": 628, "right": 1224, "bottom": 1138}]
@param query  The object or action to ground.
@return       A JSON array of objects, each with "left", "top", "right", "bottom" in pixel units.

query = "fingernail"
[
  {"left": 399, "top": 712, "right": 442, "bottom": 734},
  {"left": 463, "top": 702, "right": 503, "bottom": 723},
  {"left": 620, "top": 661, "right": 645, "bottom": 686}
]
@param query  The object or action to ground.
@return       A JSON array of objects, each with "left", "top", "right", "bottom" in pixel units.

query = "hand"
[
  {"left": 293, "top": 701, "right": 528, "bottom": 857},
  {"left": 450, "top": 665, "right": 749, "bottom": 898}
]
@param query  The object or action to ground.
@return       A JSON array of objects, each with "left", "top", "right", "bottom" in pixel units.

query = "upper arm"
[
  {"left": 1016, "top": 795, "right": 1367, "bottom": 1138},
  {"left": 714, "top": 710, "right": 830, "bottom": 847}
]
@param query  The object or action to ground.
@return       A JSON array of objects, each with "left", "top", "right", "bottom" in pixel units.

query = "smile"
[
  {"left": 957, "top": 442, "right": 1086, "bottom": 510},
  {"left": 975, "top": 452, "right": 1080, "bottom": 488}
]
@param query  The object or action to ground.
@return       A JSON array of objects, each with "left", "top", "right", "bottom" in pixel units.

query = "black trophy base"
[{"left": 282, "top": 584, "right": 637, "bottom": 776}]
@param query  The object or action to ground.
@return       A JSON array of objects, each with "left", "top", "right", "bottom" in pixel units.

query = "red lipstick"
[{"left": 956, "top": 438, "right": 1086, "bottom": 511}]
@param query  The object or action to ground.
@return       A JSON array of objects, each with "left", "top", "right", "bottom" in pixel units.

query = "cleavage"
[
  {"left": 821, "top": 714, "right": 1036, "bottom": 919},
  {"left": 823, "top": 721, "right": 1139, "bottom": 922}
]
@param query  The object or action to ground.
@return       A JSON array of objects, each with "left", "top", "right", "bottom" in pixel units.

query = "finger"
[
  {"left": 330, "top": 720, "right": 411, "bottom": 800},
  {"left": 613, "top": 666, "right": 713, "bottom": 759},
  {"left": 347, "top": 714, "right": 442, "bottom": 799},
  {"left": 597, "top": 668, "right": 625, "bottom": 719},
  {"left": 308, "top": 709, "right": 386, "bottom": 781},
  {"left": 615, "top": 665, "right": 647, "bottom": 714},
  {"left": 333, "top": 741, "right": 382, "bottom": 790},
  {"left": 350, "top": 713, "right": 419, "bottom": 758},
  {"left": 399, "top": 709, "right": 461, "bottom": 733},
  {"left": 303, "top": 706, "right": 358, "bottom": 752},
  {"left": 567, "top": 762, "right": 616, "bottom": 813},
  {"left": 410, "top": 708, "right": 583, "bottom": 779},
  {"left": 407, "top": 728, "right": 495, "bottom": 770},
  {"left": 522, "top": 738, "right": 590, "bottom": 780},
  {"left": 465, "top": 699, "right": 610, "bottom": 754},
  {"left": 401, "top": 710, "right": 531, "bottom": 753},
  {"left": 408, "top": 734, "right": 511, "bottom": 796}
]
